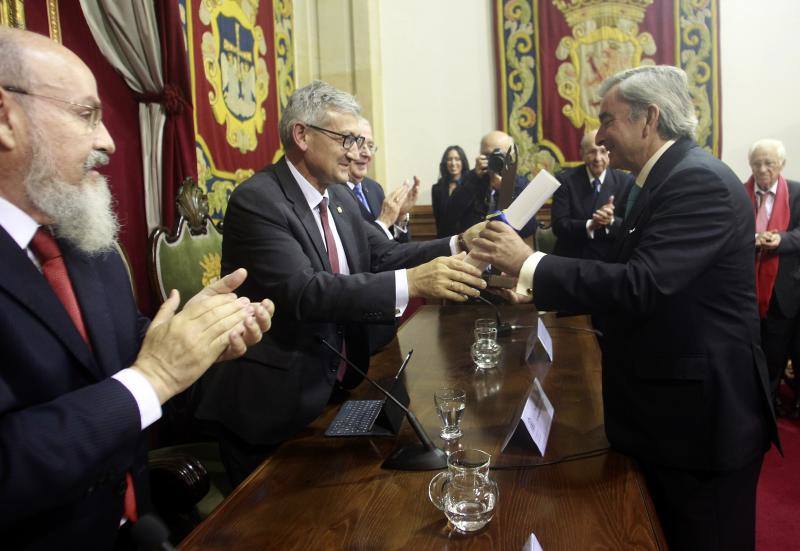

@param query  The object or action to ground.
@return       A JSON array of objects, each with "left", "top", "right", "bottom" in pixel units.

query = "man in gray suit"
[{"left": 197, "top": 81, "right": 486, "bottom": 485}]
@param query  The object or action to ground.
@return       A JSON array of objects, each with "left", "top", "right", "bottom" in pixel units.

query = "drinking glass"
[
  {"left": 471, "top": 318, "right": 501, "bottom": 369},
  {"left": 428, "top": 449, "right": 498, "bottom": 533},
  {"left": 434, "top": 388, "right": 466, "bottom": 440}
]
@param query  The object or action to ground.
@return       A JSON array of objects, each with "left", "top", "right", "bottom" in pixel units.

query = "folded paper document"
[{"left": 466, "top": 169, "right": 561, "bottom": 270}]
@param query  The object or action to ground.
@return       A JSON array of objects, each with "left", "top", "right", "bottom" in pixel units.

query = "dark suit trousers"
[
  {"left": 760, "top": 297, "right": 800, "bottom": 396},
  {"left": 639, "top": 455, "right": 764, "bottom": 551}
]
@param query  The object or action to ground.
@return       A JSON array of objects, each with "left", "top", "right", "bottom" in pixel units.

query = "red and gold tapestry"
[
  {"left": 495, "top": 0, "right": 721, "bottom": 179},
  {"left": 182, "top": 0, "right": 294, "bottom": 220}
]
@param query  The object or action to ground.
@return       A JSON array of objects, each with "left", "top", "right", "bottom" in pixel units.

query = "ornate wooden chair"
[
  {"left": 149, "top": 178, "right": 222, "bottom": 309},
  {"left": 147, "top": 179, "right": 229, "bottom": 538}
]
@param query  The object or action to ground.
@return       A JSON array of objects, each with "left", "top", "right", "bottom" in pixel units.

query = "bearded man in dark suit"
[
  {"left": 196, "top": 81, "right": 487, "bottom": 485},
  {"left": 551, "top": 129, "right": 633, "bottom": 261},
  {"left": 471, "top": 65, "right": 778, "bottom": 551},
  {"left": 0, "top": 28, "right": 272, "bottom": 549}
]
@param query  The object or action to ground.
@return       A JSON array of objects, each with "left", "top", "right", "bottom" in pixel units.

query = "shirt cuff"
[
  {"left": 376, "top": 220, "right": 394, "bottom": 240},
  {"left": 515, "top": 252, "right": 546, "bottom": 298},
  {"left": 585, "top": 219, "right": 595, "bottom": 239},
  {"left": 449, "top": 235, "right": 459, "bottom": 255},
  {"left": 395, "top": 269, "right": 409, "bottom": 317},
  {"left": 112, "top": 368, "right": 162, "bottom": 430},
  {"left": 393, "top": 223, "right": 409, "bottom": 238}
]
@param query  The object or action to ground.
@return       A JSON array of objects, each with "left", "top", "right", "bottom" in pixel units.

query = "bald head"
[
  {"left": 480, "top": 131, "right": 514, "bottom": 155},
  {"left": 0, "top": 27, "right": 92, "bottom": 98},
  {"left": 0, "top": 28, "right": 118, "bottom": 253}
]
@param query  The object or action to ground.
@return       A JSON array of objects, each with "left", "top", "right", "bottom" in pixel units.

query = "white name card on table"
[
  {"left": 522, "top": 532, "right": 544, "bottom": 551},
  {"left": 525, "top": 317, "right": 553, "bottom": 363},
  {"left": 465, "top": 169, "right": 561, "bottom": 270},
  {"left": 519, "top": 378, "right": 554, "bottom": 455}
]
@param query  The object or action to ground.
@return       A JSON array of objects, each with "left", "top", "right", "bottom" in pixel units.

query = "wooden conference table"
[{"left": 181, "top": 305, "right": 666, "bottom": 550}]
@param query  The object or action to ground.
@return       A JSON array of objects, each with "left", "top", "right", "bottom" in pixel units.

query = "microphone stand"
[
  {"left": 320, "top": 338, "right": 447, "bottom": 470},
  {"left": 475, "top": 295, "right": 513, "bottom": 337}
]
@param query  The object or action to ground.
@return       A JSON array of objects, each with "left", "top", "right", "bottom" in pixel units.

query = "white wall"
[
  {"left": 379, "top": 0, "right": 497, "bottom": 202},
  {"left": 374, "top": 0, "right": 800, "bottom": 203},
  {"left": 721, "top": 0, "right": 800, "bottom": 181}
]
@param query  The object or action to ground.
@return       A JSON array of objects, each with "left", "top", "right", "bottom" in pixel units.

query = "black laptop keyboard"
[{"left": 325, "top": 400, "right": 383, "bottom": 436}]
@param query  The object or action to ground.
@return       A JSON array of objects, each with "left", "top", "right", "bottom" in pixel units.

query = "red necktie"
[
  {"left": 318, "top": 198, "right": 348, "bottom": 380},
  {"left": 29, "top": 228, "right": 90, "bottom": 343},
  {"left": 318, "top": 197, "right": 340, "bottom": 273},
  {"left": 29, "top": 228, "right": 139, "bottom": 523}
]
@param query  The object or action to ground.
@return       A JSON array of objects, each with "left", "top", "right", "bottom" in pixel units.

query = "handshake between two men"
[{"left": 404, "top": 220, "right": 533, "bottom": 304}]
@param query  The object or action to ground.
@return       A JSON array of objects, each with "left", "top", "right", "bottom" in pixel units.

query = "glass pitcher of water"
[{"left": 428, "top": 449, "right": 498, "bottom": 533}]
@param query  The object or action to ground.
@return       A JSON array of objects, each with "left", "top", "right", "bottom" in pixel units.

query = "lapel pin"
[{"left": 336, "top": 206, "right": 343, "bottom": 213}]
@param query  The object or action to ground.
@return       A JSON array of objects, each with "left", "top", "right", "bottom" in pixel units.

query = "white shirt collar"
[
  {"left": 635, "top": 140, "right": 676, "bottom": 187},
  {"left": 585, "top": 167, "right": 607, "bottom": 185},
  {"left": 0, "top": 195, "right": 40, "bottom": 250},
  {"left": 286, "top": 158, "right": 330, "bottom": 210}
]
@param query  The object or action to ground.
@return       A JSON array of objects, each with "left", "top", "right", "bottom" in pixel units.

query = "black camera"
[{"left": 487, "top": 148, "right": 506, "bottom": 174}]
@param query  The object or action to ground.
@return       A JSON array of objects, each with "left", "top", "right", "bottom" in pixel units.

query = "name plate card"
[
  {"left": 522, "top": 532, "right": 544, "bottom": 551},
  {"left": 525, "top": 317, "right": 553, "bottom": 363},
  {"left": 519, "top": 378, "right": 554, "bottom": 455}
]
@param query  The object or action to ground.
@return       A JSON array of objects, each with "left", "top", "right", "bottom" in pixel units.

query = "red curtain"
[{"left": 156, "top": 1, "right": 197, "bottom": 231}]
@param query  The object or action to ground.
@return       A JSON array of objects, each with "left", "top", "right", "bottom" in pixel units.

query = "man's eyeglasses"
[
  {"left": 361, "top": 141, "right": 379, "bottom": 154},
  {"left": 306, "top": 123, "right": 365, "bottom": 150},
  {"left": 1, "top": 85, "right": 103, "bottom": 131}
]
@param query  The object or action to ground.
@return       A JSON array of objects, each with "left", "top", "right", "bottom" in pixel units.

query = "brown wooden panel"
[
  {"left": 410, "top": 204, "right": 436, "bottom": 241},
  {"left": 181, "top": 308, "right": 665, "bottom": 551}
]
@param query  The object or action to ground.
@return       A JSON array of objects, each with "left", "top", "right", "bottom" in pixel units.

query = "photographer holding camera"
[{"left": 440, "top": 131, "right": 537, "bottom": 237}]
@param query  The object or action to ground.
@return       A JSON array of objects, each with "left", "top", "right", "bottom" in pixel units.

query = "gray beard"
[{"left": 23, "top": 136, "right": 119, "bottom": 256}]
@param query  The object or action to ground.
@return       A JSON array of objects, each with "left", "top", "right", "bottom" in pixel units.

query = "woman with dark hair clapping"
[{"left": 431, "top": 145, "right": 470, "bottom": 238}]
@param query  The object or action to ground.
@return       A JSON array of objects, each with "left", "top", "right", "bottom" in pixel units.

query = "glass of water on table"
[{"left": 434, "top": 388, "right": 466, "bottom": 440}]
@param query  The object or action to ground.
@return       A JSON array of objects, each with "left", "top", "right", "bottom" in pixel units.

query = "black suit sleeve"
[{"left": 550, "top": 174, "right": 590, "bottom": 241}]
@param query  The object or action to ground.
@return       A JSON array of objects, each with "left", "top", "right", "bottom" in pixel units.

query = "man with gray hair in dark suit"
[{"left": 471, "top": 65, "right": 778, "bottom": 551}]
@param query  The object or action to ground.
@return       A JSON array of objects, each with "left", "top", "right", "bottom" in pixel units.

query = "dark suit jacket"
[
  {"left": 196, "top": 158, "right": 451, "bottom": 446},
  {"left": 0, "top": 228, "right": 150, "bottom": 549},
  {"left": 551, "top": 165, "right": 634, "bottom": 260},
  {"left": 765, "top": 179, "right": 800, "bottom": 318},
  {"left": 531, "top": 139, "right": 777, "bottom": 471},
  {"left": 441, "top": 171, "right": 537, "bottom": 238},
  {"left": 343, "top": 177, "right": 405, "bottom": 354},
  {"left": 431, "top": 177, "right": 464, "bottom": 238},
  {"left": 348, "top": 177, "right": 411, "bottom": 243}
]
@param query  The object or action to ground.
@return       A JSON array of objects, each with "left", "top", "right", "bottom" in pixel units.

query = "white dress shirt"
[{"left": 0, "top": 195, "right": 161, "bottom": 430}]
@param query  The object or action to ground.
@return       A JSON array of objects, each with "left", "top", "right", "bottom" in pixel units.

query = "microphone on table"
[
  {"left": 319, "top": 337, "right": 447, "bottom": 471},
  {"left": 131, "top": 514, "right": 176, "bottom": 551},
  {"left": 475, "top": 295, "right": 513, "bottom": 337}
]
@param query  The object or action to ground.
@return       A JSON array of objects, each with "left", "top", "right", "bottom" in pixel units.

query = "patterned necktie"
[
  {"left": 29, "top": 228, "right": 139, "bottom": 522},
  {"left": 625, "top": 185, "right": 641, "bottom": 218},
  {"left": 353, "top": 183, "right": 372, "bottom": 215},
  {"left": 29, "top": 228, "right": 90, "bottom": 343},
  {"left": 592, "top": 178, "right": 601, "bottom": 197},
  {"left": 318, "top": 197, "right": 341, "bottom": 273},
  {"left": 756, "top": 190, "right": 772, "bottom": 233}
]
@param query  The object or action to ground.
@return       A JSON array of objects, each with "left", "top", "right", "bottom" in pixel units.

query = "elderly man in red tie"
[
  {"left": 745, "top": 138, "right": 800, "bottom": 415},
  {"left": 0, "top": 27, "right": 274, "bottom": 549}
]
